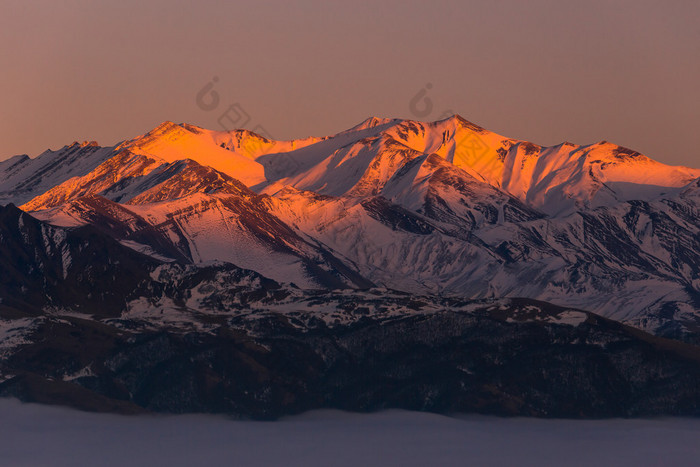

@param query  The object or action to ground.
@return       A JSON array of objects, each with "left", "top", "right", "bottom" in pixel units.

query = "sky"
[{"left": 1, "top": 0, "right": 698, "bottom": 167}]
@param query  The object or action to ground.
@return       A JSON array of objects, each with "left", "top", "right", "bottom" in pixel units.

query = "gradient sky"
[{"left": 1, "top": 0, "right": 698, "bottom": 166}]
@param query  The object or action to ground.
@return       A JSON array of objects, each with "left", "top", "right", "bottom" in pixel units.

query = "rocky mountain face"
[{"left": 1, "top": 115, "right": 699, "bottom": 417}]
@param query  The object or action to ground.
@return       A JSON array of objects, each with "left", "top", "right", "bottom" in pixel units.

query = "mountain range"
[{"left": 2, "top": 115, "right": 700, "bottom": 417}]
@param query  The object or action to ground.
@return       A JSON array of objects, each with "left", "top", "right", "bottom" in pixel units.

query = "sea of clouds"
[{"left": 2, "top": 398, "right": 700, "bottom": 466}]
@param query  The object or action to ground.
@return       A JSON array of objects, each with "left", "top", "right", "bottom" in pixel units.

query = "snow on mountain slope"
[
  {"left": 382, "top": 116, "right": 513, "bottom": 185},
  {"left": 679, "top": 177, "right": 700, "bottom": 203},
  {"left": 32, "top": 194, "right": 191, "bottom": 263},
  {"left": 257, "top": 116, "right": 520, "bottom": 204},
  {"left": 515, "top": 141, "right": 700, "bottom": 215},
  {"left": 0, "top": 142, "right": 115, "bottom": 206},
  {"left": 16, "top": 122, "right": 326, "bottom": 210},
  {"left": 265, "top": 188, "right": 519, "bottom": 293},
  {"left": 20, "top": 150, "right": 167, "bottom": 211},
  {"left": 469, "top": 199, "right": 700, "bottom": 332},
  {"left": 255, "top": 118, "right": 403, "bottom": 186},
  {"left": 261, "top": 135, "right": 425, "bottom": 198},
  {"left": 255, "top": 115, "right": 700, "bottom": 214},
  {"left": 126, "top": 192, "right": 375, "bottom": 289},
  {"left": 125, "top": 194, "right": 314, "bottom": 287},
  {"left": 21, "top": 151, "right": 254, "bottom": 212},
  {"left": 379, "top": 116, "right": 700, "bottom": 213},
  {"left": 180, "top": 124, "right": 324, "bottom": 160},
  {"left": 380, "top": 152, "right": 544, "bottom": 232},
  {"left": 116, "top": 121, "right": 267, "bottom": 186},
  {"left": 261, "top": 139, "right": 542, "bottom": 237},
  {"left": 33, "top": 186, "right": 371, "bottom": 290},
  {"left": 126, "top": 160, "right": 251, "bottom": 205},
  {"left": 263, "top": 175, "right": 700, "bottom": 335}
]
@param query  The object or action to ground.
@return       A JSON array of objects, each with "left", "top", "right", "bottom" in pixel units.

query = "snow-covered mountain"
[
  {"left": 0, "top": 141, "right": 116, "bottom": 206},
  {"left": 2, "top": 114, "right": 700, "bottom": 417},
  {"left": 4, "top": 115, "right": 697, "bottom": 338}
]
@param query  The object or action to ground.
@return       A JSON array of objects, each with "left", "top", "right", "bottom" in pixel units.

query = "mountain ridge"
[{"left": 2, "top": 115, "right": 700, "bottom": 339}]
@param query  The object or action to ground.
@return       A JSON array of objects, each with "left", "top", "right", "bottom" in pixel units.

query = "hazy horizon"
[{"left": 2, "top": 0, "right": 699, "bottom": 167}]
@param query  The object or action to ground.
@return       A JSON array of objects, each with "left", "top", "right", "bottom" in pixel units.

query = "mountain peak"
[
  {"left": 154, "top": 120, "right": 182, "bottom": 131},
  {"left": 344, "top": 116, "right": 400, "bottom": 133},
  {"left": 450, "top": 115, "right": 490, "bottom": 134}
]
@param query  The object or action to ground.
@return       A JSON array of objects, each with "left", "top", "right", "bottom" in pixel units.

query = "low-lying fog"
[{"left": 2, "top": 399, "right": 699, "bottom": 466}]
